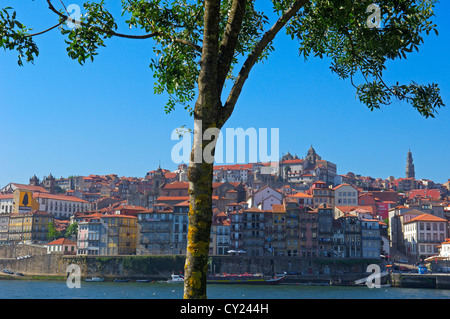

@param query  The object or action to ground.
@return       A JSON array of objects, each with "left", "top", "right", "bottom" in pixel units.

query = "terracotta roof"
[
  {"left": 164, "top": 172, "right": 178, "bottom": 179},
  {"left": 46, "top": 238, "right": 77, "bottom": 246},
  {"left": 405, "top": 213, "right": 447, "bottom": 224},
  {"left": 33, "top": 192, "right": 89, "bottom": 203},
  {"left": 114, "top": 205, "right": 147, "bottom": 211},
  {"left": 174, "top": 200, "right": 190, "bottom": 206},
  {"left": 11, "top": 183, "right": 49, "bottom": 193},
  {"left": 281, "top": 159, "right": 303, "bottom": 164},
  {"left": 102, "top": 214, "right": 137, "bottom": 219},
  {"left": 272, "top": 204, "right": 286, "bottom": 213},
  {"left": 333, "top": 183, "right": 357, "bottom": 190},
  {"left": 156, "top": 196, "right": 190, "bottom": 201},
  {"left": 336, "top": 205, "right": 375, "bottom": 214},
  {"left": 215, "top": 212, "right": 227, "bottom": 217},
  {"left": 162, "top": 181, "right": 189, "bottom": 189},
  {"left": 214, "top": 163, "right": 253, "bottom": 170},
  {"left": 289, "top": 192, "right": 313, "bottom": 198}
]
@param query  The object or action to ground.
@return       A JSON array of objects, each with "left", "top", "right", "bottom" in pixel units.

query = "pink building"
[{"left": 46, "top": 238, "right": 77, "bottom": 255}]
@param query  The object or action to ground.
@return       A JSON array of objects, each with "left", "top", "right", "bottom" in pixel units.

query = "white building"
[
  {"left": 333, "top": 183, "right": 358, "bottom": 206},
  {"left": 46, "top": 238, "right": 77, "bottom": 255},
  {"left": 33, "top": 192, "right": 90, "bottom": 219},
  {"left": 0, "top": 194, "right": 14, "bottom": 214},
  {"left": 403, "top": 213, "right": 448, "bottom": 261},
  {"left": 438, "top": 239, "right": 450, "bottom": 258},
  {"left": 247, "top": 186, "right": 283, "bottom": 211},
  {"left": 279, "top": 158, "right": 303, "bottom": 181},
  {"left": 213, "top": 163, "right": 252, "bottom": 183}
]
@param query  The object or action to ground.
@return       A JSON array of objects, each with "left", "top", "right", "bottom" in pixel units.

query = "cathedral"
[{"left": 279, "top": 146, "right": 336, "bottom": 186}]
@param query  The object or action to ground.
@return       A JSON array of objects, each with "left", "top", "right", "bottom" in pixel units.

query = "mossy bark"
[
  {"left": 183, "top": 160, "right": 214, "bottom": 299},
  {"left": 183, "top": 0, "right": 222, "bottom": 300}
]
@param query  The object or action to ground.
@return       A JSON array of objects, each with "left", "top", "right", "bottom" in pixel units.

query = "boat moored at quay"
[{"left": 207, "top": 272, "right": 286, "bottom": 285}]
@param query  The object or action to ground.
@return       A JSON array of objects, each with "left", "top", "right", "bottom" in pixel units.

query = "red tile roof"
[
  {"left": 12, "top": 183, "right": 49, "bottom": 193},
  {"left": 405, "top": 213, "right": 448, "bottom": 224},
  {"left": 156, "top": 196, "right": 190, "bottom": 201},
  {"left": 333, "top": 183, "right": 357, "bottom": 190},
  {"left": 213, "top": 163, "right": 253, "bottom": 170},
  {"left": 46, "top": 238, "right": 77, "bottom": 246},
  {"left": 162, "top": 181, "right": 189, "bottom": 189},
  {"left": 33, "top": 192, "right": 89, "bottom": 203},
  {"left": 281, "top": 159, "right": 303, "bottom": 164},
  {"left": 272, "top": 204, "right": 286, "bottom": 213},
  {"left": 289, "top": 192, "right": 313, "bottom": 198}
]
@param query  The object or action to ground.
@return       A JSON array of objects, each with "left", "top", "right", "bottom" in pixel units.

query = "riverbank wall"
[
  {"left": 0, "top": 244, "right": 381, "bottom": 283},
  {"left": 391, "top": 273, "right": 450, "bottom": 289}
]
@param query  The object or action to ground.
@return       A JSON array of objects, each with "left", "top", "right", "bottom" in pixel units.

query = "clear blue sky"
[{"left": 1, "top": 1, "right": 449, "bottom": 187}]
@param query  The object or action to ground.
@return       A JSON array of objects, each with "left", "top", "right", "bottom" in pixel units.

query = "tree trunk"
[
  {"left": 183, "top": 120, "right": 217, "bottom": 299},
  {"left": 182, "top": 0, "right": 224, "bottom": 299}
]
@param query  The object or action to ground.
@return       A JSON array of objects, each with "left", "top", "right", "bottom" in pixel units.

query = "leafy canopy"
[{"left": 0, "top": 0, "right": 444, "bottom": 118}]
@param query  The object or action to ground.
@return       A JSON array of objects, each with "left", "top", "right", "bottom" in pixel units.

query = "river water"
[{"left": 1, "top": 280, "right": 450, "bottom": 299}]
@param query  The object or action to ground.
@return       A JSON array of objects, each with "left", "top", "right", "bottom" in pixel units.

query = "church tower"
[
  {"left": 305, "top": 145, "right": 321, "bottom": 169},
  {"left": 29, "top": 175, "right": 40, "bottom": 186},
  {"left": 43, "top": 173, "right": 56, "bottom": 194},
  {"left": 406, "top": 149, "right": 415, "bottom": 179}
]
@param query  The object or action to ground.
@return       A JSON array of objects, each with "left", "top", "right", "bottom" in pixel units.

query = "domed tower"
[
  {"left": 305, "top": 145, "right": 320, "bottom": 169},
  {"left": 29, "top": 175, "right": 40, "bottom": 186},
  {"left": 406, "top": 149, "right": 415, "bottom": 179},
  {"left": 43, "top": 173, "right": 56, "bottom": 194}
]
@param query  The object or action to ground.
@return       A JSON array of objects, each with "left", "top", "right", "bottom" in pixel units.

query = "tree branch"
[
  {"left": 26, "top": 21, "right": 64, "bottom": 37},
  {"left": 193, "top": 0, "right": 222, "bottom": 121},
  {"left": 221, "top": 0, "right": 309, "bottom": 123},
  {"left": 45, "top": 0, "right": 201, "bottom": 52},
  {"left": 216, "top": 0, "right": 247, "bottom": 97}
]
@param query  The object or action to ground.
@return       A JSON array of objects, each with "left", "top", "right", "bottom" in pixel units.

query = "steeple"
[
  {"left": 305, "top": 145, "right": 317, "bottom": 169},
  {"left": 406, "top": 149, "right": 415, "bottom": 179}
]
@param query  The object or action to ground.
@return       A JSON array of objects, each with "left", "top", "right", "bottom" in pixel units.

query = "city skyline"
[{"left": 1, "top": 1, "right": 449, "bottom": 187}]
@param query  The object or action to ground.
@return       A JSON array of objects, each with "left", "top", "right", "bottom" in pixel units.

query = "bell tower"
[{"left": 405, "top": 149, "right": 415, "bottom": 179}]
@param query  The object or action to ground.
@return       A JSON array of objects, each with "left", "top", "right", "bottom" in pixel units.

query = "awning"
[{"left": 424, "top": 256, "right": 450, "bottom": 262}]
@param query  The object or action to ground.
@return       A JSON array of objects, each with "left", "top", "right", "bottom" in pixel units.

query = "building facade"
[
  {"left": 334, "top": 184, "right": 358, "bottom": 206},
  {"left": 361, "top": 219, "right": 381, "bottom": 259},
  {"left": 403, "top": 213, "right": 448, "bottom": 262},
  {"left": 8, "top": 210, "right": 53, "bottom": 243},
  {"left": 33, "top": 192, "right": 90, "bottom": 219}
]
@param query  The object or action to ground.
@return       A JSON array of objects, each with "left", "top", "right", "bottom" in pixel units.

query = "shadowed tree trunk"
[{"left": 183, "top": 0, "right": 222, "bottom": 299}]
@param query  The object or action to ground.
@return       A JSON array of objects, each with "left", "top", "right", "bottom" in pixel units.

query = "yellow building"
[
  {"left": 13, "top": 189, "right": 39, "bottom": 214},
  {"left": 8, "top": 210, "right": 53, "bottom": 243},
  {"left": 272, "top": 204, "right": 286, "bottom": 256},
  {"left": 103, "top": 215, "right": 138, "bottom": 255}
]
